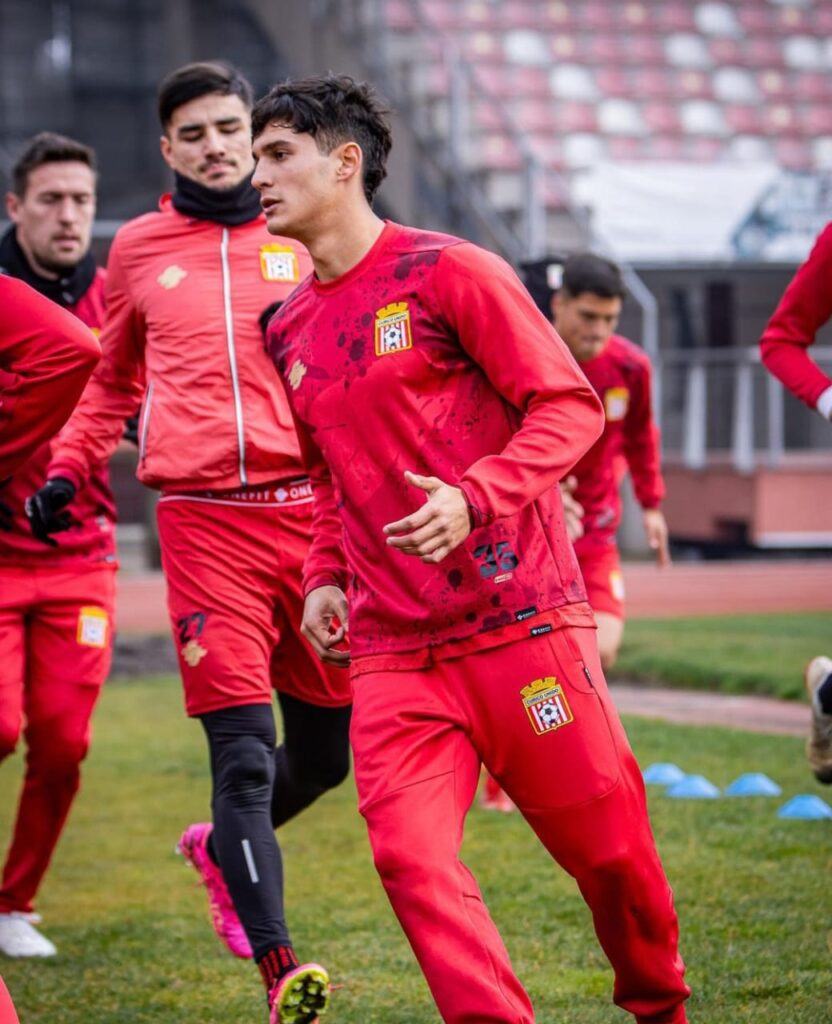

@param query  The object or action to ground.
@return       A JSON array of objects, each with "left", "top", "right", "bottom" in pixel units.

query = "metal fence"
[{"left": 657, "top": 347, "right": 832, "bottom": 470}]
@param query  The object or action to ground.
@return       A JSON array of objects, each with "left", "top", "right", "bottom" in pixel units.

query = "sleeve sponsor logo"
[
  {"left": 604, "top": 387, "right": 630, "bottom": 421},
  {"left": 287, "top": 359, "right": 308, "bottom": 391},
  {"left": 374, "top": 301, "right": 413, "bottom": 356},
  {"left": 77, "top": 606, "right": 109, "bottom": 648},
  {"left": 260, "top": 244, "right": 299, "bottom": 283},
  {"left": 521, "top": 676, "right": 574, "bottom": 736},
  {"left": 157, "top": 265, "right": 188, "bottom": 290}
]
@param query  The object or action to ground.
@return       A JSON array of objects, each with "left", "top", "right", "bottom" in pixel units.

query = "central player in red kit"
[{"left": 251, "top": 75, "right": 690, "bottom": 1024}]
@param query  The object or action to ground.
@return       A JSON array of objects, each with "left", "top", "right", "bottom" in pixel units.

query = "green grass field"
[
  {"left": 616, "top": 612, "right": 831, "bottom": 700},
  {"left": 1, "top": 675, "right": 830, "bottom": 1023}
]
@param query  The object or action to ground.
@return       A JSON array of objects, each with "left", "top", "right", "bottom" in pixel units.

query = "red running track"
[{"left": 115, "top": 559, "right": 832, "bottom": 634}]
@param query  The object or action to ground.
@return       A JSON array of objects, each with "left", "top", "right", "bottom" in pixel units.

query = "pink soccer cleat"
[
  {"left": 177, "top": 822, "right": 253, "bottom": 959},
  {"left": 268, "top": 963, "right": 330, "bottom": 1024}
]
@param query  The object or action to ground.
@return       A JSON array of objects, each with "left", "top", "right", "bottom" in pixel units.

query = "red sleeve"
[
  {"left": 760, "top": 223, "right": 832, "bottom": 409},
  {"left": 434, "top": 243, "right": 604, "bottom": 525},
  {"left": 294, "top": 416, "right": 350, "bottom": 596},
  {"left": 0, "top": 276, "right": 101, "bottom": 481},
  {"left": 623, "top": 352, "right": 664, "bottom": 509},
  {"left": 48, "top": 233, "right": 146, "bottom": 488}
]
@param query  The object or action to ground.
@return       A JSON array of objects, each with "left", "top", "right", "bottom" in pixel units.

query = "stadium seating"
[{"left": 382, "top": 0, "right": 832, "bottom": 182}]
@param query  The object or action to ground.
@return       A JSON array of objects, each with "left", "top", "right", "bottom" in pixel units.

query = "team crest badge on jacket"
[
  {"left": 604, "top": 387, "right": 630, "bottom": 421},
  {"left": 521, "top": 676, "right": 573, "bottom": 735},
  {"left": 374, "top": 301, "right": 413, "bottom": 356},
  {"left": 260, "top": 244, "right": 300, "bottom": 283}
]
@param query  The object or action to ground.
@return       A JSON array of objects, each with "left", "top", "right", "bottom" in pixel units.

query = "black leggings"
[{"left": 200, "top": 695, "right": 351, "bottom": 960}]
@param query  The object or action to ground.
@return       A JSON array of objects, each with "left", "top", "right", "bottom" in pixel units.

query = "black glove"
[
  {"left": 25, "top": 477, "right": 78, "bottom": 547},
  {"left": 123, "top": 413, "right": 140, "bottom": 447}
]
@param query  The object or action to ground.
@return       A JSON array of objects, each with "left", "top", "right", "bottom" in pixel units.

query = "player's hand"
[
  {"left": 383, "top": 470, "right": 471, "bottom": 564},
  {"left": 560, "top": 475, "right": 585, "bottom": 543},
  {"left": 643, "top": 508, "right": 670, "bottom": 568},
  {"left": 25, "top": 477, "right": 77, "bottom": 547},
  {"left": 301, "top": 585, "right": 351, "bottom": 667}
]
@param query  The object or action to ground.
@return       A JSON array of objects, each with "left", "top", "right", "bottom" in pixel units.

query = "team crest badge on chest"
[
  {"left": 374, "top": 301, "right": 413, "bottom": 356},
  {"left": 521, "top": 676, "right": 574, "bottom": 736},
  {"left": 604, "top": 387, "right": 630, "bottom": 421},
  {"left": 260, "top": 244, "right": 300, "bottom": 283}
]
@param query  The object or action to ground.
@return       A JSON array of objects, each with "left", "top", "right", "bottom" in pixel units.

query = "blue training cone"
[
  {"left": 724, "top": 773, "right": 782, "bottom": 797},
  {"left": 665, "top": 774, "right": 720, "bottom": 799},
  {"left": 777, "top": 795, "right": 832, "bottom": 820},
  {"left": 642, "top": 763, "right": 686, "bottom": 786}
]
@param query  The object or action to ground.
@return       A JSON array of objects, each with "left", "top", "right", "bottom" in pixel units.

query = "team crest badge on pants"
[{"left": 521, "top": 676, "right": 573, "bottom": 736}]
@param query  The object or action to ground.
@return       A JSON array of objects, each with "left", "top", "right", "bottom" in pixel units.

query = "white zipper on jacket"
[
  {"left": 139, "top": 380, "right": 154, "bottom": 460},
  {"left": 220, "top": 228, "right": 247, "bottom": 486}
]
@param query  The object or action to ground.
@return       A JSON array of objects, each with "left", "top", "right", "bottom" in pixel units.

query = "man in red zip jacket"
[
  {"left": 253, "top": 74, "right": 690, "bottom": 1024},
  {"left": 33, "top": 63, "right": 350, "bottom": 1020},
  {"left": 0, "top": 133, "right": 112, "bottom": 960},
  {"left": 760, "top": 225, "right": 832, "bottom": 784}
]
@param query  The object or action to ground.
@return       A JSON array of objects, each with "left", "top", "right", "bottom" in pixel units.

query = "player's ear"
[
  {"left": 335, "top": 141, "right": 363, "bottom": 184},
  {"left": 159, "top": 133, "right": 174, "bottom": 170},
  {"left": 5, "top": 191, "right": 20, "bottom": 223}
]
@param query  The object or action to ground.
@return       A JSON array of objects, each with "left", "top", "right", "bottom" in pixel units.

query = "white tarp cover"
[{"left": 572, "top": 161, "right": 781, "bottom": 263}]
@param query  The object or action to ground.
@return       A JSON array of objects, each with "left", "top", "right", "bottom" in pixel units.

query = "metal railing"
[{"left": 656, "top": 347, "right": 832, "bottom": 471}]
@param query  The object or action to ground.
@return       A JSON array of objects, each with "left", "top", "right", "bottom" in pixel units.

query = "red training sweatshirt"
[
  {"left": 0, "top": 277, "right": 100, "bottom": 481},
  {"left": 0, "top": 268, "right": 117, "bottom": 566},
  {"left": 760, "top": 222, "right": 832, "bottom": 412},
  {"left": 268, "top": 221, "right": 605, "bottom": 658}
]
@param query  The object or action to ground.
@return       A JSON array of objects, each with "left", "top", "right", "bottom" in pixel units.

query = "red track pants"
[
  {"left": 0, "top": 563, "right": 114, "bottom": 914},
  {"left": 350, "top": 623, "right": 690, "bottom": 1024}
]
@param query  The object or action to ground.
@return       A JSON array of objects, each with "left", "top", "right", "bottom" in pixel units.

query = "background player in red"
[
  {"left": 253, "top": 74, "right": 690, "bottom": 1024},
  {"left": 528, "top": 252, "right": 669, "bottom": 670},
  {"left": 760, "top": 223, "right": 832, "bottom": 784},
  {"left": 34, "top": 63, "right": 350, "bottom": 1021},
  {"left": 0, "top": 134, "right": 113, "bottom": 960}
]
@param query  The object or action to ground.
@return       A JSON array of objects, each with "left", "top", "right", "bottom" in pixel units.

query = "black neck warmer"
[
  {"left": 0, "top": 225, "right": 96, "bottom": 307},
  {"left": 171, "top": 172, "right": 262, "bottom": 226}
]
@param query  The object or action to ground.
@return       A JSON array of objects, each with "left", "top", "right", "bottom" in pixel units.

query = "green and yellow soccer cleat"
[{"left": 268, "top": 963, "right": 330, "bottom": 1024}]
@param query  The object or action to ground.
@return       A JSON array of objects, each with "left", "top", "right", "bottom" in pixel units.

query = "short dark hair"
[
  {"left": 561, "top": 252, "right": 627, "bottom": 302},
  {"left": 251, "top": 74, "right": 392, "bottom": 204},
  {"left": 157, "top": 60, "right": 254, "bottom": 129},
  {"left": 11, "top": 131, "right": 97, "bottom": 197}
]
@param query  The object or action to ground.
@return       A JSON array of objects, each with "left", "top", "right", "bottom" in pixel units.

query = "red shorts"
[
  {"left": 0, "top": 562, "right": 116, "bottom": 742},
  {"left": 575, "top": 539, "right": 625, "bottom": 619},
  {"left": 157, "top": 481, "right": 352, "bottom": 717}
]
